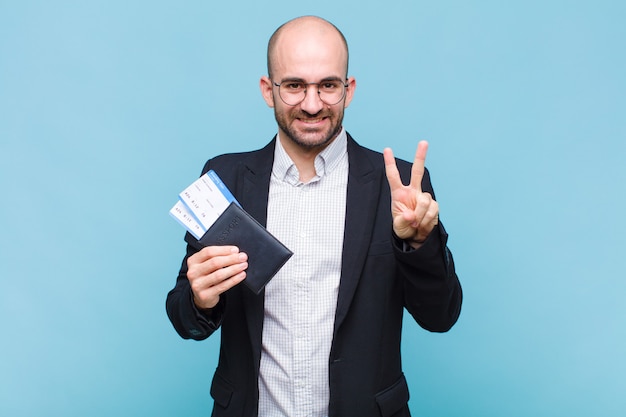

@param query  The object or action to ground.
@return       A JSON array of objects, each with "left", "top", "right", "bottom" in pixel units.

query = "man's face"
[{"left": 261, "top": 26, "right": 355, "bottom": 150}]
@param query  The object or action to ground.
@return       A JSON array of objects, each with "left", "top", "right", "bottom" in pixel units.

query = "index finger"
[
  {"left": 192, "top": 245, "right": 240, "bottom": 263},
  {"left": 383, "top": 147, "right": 403, "bottom": 191},
  {"left": 410, "top": 141, "right": 429, "bottom": 192}
]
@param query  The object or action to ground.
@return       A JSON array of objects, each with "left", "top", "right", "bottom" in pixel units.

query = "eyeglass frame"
[{"left": 271, "top": 78, "right": 350, "bottom": 106}]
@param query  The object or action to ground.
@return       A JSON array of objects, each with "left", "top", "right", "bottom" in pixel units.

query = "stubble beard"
[{"left": 274, "top": 108, "right": 344, "bottom": 150}]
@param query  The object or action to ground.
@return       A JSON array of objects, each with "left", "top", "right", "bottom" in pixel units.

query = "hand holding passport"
[{"left": 170, "top": 171, "right": 292, "bottom": 294}]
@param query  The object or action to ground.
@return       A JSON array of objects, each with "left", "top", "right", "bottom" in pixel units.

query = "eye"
[
  {"left": 283, "top": 82, "right": 304, "bottom": 91},
  {"left": 320, "top": 81, "right": 340, "bottom": 92}
]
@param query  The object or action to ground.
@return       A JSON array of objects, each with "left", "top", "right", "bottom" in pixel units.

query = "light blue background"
[{"left": 1, "top": 1, "right": 625, "bottom": 416}]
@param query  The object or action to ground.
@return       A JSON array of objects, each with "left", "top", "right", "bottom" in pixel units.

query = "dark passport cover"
[{"left": 184, "top": 202, "right": 293, "bottom": 294}]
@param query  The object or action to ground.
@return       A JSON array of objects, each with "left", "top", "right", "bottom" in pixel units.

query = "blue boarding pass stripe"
[{"left": 208, "top": 170, "right": 240, "bottom": 206}]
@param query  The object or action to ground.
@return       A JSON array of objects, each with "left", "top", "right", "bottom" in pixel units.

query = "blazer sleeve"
[
  {"left": 165, "top": 234, "right": 227, "bottom": 340},
  {"left": 393, "top": 221, "right": 462, "bottom": 332},
  {"left": 393, "top": 167, "right": 463, "bottom": 333}
]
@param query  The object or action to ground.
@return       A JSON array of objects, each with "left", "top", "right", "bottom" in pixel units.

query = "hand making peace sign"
[{"left": 383, "top": 141, "right": 439, "bottom": 248}]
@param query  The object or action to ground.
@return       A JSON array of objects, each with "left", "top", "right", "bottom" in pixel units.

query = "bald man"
[{"left": 167, "top": 16, "right": 462, "bottom": 417}]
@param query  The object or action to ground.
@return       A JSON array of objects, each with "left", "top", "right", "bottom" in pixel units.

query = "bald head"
[{"left": 267, "top": 16, "right": 349, "bottom": 80}]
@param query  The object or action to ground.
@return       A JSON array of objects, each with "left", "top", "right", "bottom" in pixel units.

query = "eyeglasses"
[{"left": 272, "top": 79, "right": 349, "bottom": 106}]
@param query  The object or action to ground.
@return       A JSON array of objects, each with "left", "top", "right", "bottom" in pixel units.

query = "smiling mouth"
[{"left": 298, "top": 117, "right": 325, "bottom": 124}]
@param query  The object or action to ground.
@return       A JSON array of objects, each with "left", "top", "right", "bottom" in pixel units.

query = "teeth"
[{"left": 301, "top": 118, "right": 322, "bottom": 123}]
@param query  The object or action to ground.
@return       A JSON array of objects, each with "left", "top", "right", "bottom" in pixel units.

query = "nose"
[{"left": 299, "top": 85, "right": 324, "bottom": 114}]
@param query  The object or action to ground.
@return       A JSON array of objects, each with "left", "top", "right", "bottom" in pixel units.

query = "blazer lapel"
[
  {"left": 333, "top": 135, "right": 384, "bottom": 334},
  {"left": 236, "top": 138, "right": 275, "bottom": 376}
]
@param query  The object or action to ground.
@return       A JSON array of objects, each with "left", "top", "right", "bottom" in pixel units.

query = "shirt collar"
[{"left": 273, "top": 128, "right": 347, "bottom": 185}]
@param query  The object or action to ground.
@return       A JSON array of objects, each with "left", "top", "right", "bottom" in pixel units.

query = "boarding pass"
[{"left": 169, "top": 170, "right": 239, "bottom": 239}]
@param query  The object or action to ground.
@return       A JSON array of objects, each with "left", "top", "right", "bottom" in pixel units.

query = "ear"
[
  {"left": 343, "top": 76, "right": 356, "bottom": 109},
  {"left": 260, "top": 76, "right": 275, "bottom": 108}
]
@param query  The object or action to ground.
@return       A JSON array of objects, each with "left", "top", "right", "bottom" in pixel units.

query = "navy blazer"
[{"left": 166, "top": 133, "right": 462, "bottom": 417}]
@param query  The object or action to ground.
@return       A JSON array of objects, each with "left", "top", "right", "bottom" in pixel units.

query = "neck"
[{"left": 284, "top": 144, "right": 320, "bottom": 183}]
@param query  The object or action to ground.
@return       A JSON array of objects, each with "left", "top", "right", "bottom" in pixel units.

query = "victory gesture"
[{"left": 383, "top": 141, "right": 439, "bottom": 247}]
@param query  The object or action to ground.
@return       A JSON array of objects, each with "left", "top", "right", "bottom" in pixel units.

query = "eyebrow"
[{"left": 278, "top": 76, "right": 345, "bottom": 83}]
